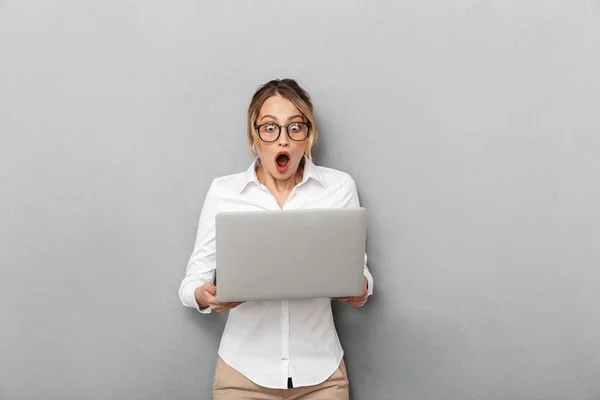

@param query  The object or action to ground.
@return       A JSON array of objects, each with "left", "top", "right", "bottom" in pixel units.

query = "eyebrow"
[
  {"left": 259, "top": 114, "right": 305, "bottom": 122},
  {"left": 259, "top": 115, "right": 278, "bottom": 122}
]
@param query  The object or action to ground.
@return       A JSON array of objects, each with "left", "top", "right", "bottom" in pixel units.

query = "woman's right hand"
[{"left": 194, "top": 282, "right": 244, "bottom": 312}]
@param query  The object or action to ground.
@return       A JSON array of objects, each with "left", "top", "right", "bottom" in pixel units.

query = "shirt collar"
[{"left": 238, "top": 156, "right": 326, "bottom": 193}]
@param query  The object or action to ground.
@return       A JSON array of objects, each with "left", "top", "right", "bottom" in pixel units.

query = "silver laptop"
[{"left": 215, "top": 207, "right": 367, "bottom": 302}]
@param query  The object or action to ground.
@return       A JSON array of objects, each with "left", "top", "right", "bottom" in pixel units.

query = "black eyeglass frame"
[{"left": 254, "top": 121, "right": 312, "bottom": 143}]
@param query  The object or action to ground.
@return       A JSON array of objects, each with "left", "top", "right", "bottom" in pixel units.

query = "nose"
[{"left": 277, "top": 128, "right": 289, "bottom": 147}]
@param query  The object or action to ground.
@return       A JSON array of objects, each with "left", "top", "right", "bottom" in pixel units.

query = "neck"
[{"left": 256, "top": 164, "right": 304, "bottom": 195}]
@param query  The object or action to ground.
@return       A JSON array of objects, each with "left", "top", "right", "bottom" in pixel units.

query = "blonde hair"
[{"left": 247, "top": 79, "right": 318, "bottom": 160}]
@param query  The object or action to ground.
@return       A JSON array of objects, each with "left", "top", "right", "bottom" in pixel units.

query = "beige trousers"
[{"left": 213, "top": 356, "right": 349, "bottom": 400}]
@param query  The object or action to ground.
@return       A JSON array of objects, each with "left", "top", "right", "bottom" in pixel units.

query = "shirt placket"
[
  {"left": 280, "top": 189, "right": 296, "bottom": 386},
  {"left": 281, "top": 298, "right": 290, "bottom": 386},
  {"left": 256, "top": 182, "right": 301, "bottom": 388}
]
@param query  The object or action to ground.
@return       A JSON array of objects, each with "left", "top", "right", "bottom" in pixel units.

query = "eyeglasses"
[{"left": 254, "top": 121, "right": 311, "bottom": 143}]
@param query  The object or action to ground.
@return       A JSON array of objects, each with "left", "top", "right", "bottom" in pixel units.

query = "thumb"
[{"left": 208, "top": 284, "right": 217, "bottom": 296}]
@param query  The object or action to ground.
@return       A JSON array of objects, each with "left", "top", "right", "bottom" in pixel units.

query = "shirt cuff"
[
  {"left": 192, "top": 286, "right": 212, "bottom": 314},
  {"left": 197, "top": 303, "right": 212, "bottom": 314},
  {"left": 180, "top": 279, "right": 212, "bottom": 314},
  {"left": 364, "top": 271, "right": 374, "bottom": 296}
]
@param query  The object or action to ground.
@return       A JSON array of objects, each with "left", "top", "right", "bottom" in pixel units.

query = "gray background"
[{"left": 1, "top": 1, "right": 599, "bottom": 399}]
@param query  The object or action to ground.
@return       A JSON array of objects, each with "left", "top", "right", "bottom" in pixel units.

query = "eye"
[
  {"left": 288, "top": 123, "right": 300, "bottom": 133},
  {"left": 265, "top": 124, "right": 277, "bottom": 133}
]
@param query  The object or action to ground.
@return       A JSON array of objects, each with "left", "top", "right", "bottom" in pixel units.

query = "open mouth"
[{"left": 275, "top": 152, "right": 290, "bottom": 173}]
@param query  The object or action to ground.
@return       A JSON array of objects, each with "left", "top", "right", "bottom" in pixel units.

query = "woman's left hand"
[{"left": 333, "top": 276, "right": 369, "bottom": 307}]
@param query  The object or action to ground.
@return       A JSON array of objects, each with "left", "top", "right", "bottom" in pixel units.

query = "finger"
[
  {"left": 353, "top": 299, "right": 366, "bottom": 307},
  {"left": 204, "top": 290, "right": 216, "bottom": 300},
  {"left": 203, "top": 287, "right": 216, "bottom": 300},
  {"left": 209, "top": 299, "right": 222, "bottom": 310},
  {"left": 204, "top": 293, "right": 217, "bottom": 307},
  {"left": 213, "top": 301, "right": 242, "bottom": 311},
  {"left": 347, "top": 296, "right": 366, "bottom": 307}
]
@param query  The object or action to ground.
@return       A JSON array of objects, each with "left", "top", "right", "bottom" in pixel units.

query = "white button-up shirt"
[{"left": 179, "top": 157, "right": 374, "bottom": 389}]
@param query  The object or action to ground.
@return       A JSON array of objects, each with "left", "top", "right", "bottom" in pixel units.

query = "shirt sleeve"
[
  {"left": 178, "top": 180, "right": 221, "bottom": 313},
  {"left": 342, "top": 174, "right": 374, "bottom": 296}
]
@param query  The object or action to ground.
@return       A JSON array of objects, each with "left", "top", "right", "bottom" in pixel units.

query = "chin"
[{"left": 275, "top": 166, "right": 296, "bottom": 177}]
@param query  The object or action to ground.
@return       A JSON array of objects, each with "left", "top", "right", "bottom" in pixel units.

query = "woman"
[{"left": 179, "top": 79, "right": 374, "bottom": 399}]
